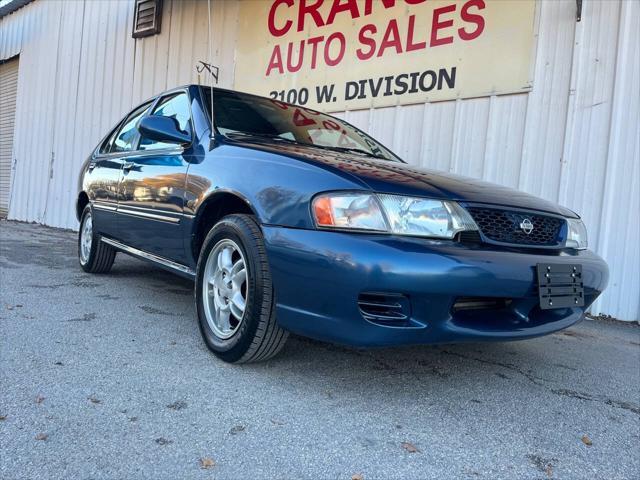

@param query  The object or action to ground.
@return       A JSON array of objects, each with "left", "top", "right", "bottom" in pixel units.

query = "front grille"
[
  {"left": 467, "top": 207, "right": 564, "bottom": 246},
  {"left": 457, "top": 230, "right": 482, "bottom": 244}
]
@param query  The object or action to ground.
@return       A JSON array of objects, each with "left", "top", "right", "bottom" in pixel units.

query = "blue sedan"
[{"left": 76, "top": 85, "right": 609, "bottom": 363}]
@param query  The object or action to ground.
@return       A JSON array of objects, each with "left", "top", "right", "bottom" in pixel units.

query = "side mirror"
[{"left": 138, "top": 115, "right": 191, "bottom": 145}]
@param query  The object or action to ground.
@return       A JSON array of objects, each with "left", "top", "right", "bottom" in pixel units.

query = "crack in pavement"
[
  {"left": 441, "top": 350, "right": 640, "bottom": 416},
  {"left": 139, "top": 305, "right": 175, "bottom": 316},
  {"left": 441, "top": 349, "right": 549, "bottom": 386},
  {"left": 551, "top": 388, "right": 640, "bottom": 415},
  {"left": 66, "top": 313, "right": 97, "bottom": 322}
]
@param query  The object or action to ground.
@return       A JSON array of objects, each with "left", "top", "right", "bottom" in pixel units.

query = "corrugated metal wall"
[{"left": 0, "top": 0, "right": 638, "bottom": 320}]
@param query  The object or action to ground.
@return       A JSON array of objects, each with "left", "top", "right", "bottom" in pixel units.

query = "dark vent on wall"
[{"left": 132, "top": 0, "right": 163, "bottom": 38}]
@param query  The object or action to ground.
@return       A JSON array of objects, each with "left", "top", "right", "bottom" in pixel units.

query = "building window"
[{"left": 132, "top": 0, "right": 163, "bottom": 38}]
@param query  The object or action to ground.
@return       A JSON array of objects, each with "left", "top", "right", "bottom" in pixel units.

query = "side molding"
[{"left": 101, "top": 237, "right": 196, "bottom": 278}]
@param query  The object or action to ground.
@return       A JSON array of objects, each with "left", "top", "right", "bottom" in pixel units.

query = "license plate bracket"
[{"left": 537, "top": 263, "right": 584, "bottom": 310}]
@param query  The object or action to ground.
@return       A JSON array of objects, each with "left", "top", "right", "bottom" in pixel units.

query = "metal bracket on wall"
[
  {"left": 196, "top": 61, "right": 219, "bottom": 85},
  {"left": 576, "top": 0, "right": 582, "bottom": 22}
]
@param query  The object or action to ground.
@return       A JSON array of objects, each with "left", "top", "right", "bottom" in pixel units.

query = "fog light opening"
[
  {"left": 358, "top": 292, "right": 411, "bottom": 326},
  {"left": 452, "top": 297, "right": 512, "bottom": 313}
]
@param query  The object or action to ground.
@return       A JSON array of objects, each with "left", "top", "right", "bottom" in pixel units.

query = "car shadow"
[
  {"left": 110, "top": 256, "right": 580, "bottom": 400},
  {"left": 279, "top": 334, "right": 549, "bottom": 382}
]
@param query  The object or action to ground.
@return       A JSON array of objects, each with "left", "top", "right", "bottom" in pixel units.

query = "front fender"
[
  {"left": 76, "top": 155, "right": 94, "bottom": 221},
  {"left": 184, "top": 143, "right": 369, "bottom": 229}
]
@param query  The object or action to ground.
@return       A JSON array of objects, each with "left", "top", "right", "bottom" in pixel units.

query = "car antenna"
[
  {"left": 205, "top": 0, "right": 217, "bottom": 146},
  {"left": 196, "top": 58, "right": 219, "bottom": 140}
]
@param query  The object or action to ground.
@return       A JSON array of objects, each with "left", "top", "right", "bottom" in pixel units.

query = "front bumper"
[{"left": 263, "top": 226, "right": 609, "bottom": 347}]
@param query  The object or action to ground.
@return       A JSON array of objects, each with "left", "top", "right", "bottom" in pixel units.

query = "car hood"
[{"left": 230, "top": 139, "right": 578, "bottom": 218}]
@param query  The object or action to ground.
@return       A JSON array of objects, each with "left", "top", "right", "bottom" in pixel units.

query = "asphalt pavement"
[{"left": 1, "top": 220, "right": 638, "bottom": 479}]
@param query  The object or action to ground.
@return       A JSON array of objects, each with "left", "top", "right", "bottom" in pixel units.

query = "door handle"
[{"left": 123, "top": 161, "right": 135, "bottom": 172}]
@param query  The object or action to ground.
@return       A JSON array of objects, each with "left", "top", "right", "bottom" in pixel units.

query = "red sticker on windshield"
[{"left": 293, "top": 108, "right": 317, "bottom": 127}]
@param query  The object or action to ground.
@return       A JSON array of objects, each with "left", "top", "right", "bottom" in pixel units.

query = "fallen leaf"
[
  {"left": 229, "top": 425, "right": 245, "bottom": 435},
  {"left": 35, "top": 432, "right": 48, "bottom": 441},
  {"left": 88, "top": 396, "right": 101, "bottom": 404},
  {"left": 401, "top": 441, "right": 420, "bottom": 453},
  {"left": 581, "top": 435, "right": 593, "bottom": 446},
  {"left": 155, "top": 437, "right": 172, "bottom": 446},
  {"left": 352, "top": 474, "right": 364, "bottom": 480},
  {"left": 35, "top": 395, "right": 45, "bottom": 404},
  {"left": 199, "top": 457, "right": 216, "bottom": 469}
]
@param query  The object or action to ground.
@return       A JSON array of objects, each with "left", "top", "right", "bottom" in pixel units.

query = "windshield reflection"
[{"left": 203, "top": 89, "right": 400, "bottom": 162}]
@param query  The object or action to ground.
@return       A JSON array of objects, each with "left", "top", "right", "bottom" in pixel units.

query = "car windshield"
[{"left": 203, "top": 89, "right": 400, "bottom": 162}]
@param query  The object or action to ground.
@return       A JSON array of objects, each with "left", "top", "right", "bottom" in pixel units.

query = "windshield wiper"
[
  {"left": 224, "top": 131, "right": 304, "bottom": 146},
  {"left": 318, "top": 145, "right": 389, "bottom": 160}
]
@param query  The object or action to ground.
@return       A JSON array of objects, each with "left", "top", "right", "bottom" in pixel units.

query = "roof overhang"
[{"left": 0, "top": 0, "right": 35, "bottom": 18}]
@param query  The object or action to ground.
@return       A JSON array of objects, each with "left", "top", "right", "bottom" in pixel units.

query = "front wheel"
[
  {"left": 78, "top": 204, "right": 116, "bottom": 273},
  {"left": 195, "top": 214, "right": 288, "bottom": 363}
]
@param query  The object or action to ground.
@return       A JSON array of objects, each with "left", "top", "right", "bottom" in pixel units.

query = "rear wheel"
[
  {"left": 195, "top": 214, "right": 288, "bottom": 363},
  {"left": 78, "top": 204, "right": 116, "bottom": 273}
]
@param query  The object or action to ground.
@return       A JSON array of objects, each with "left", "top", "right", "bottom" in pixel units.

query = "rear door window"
[{"left": 98, "top": 124, "right": 120, "bottom": 155}]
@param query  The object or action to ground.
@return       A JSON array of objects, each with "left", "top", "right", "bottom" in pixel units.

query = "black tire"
[
  {"left": 195, "top": 214, "right": 288, "bottom": 363},
  {"left": 78, "top": 204, "right": 116, "bottom": 273}
]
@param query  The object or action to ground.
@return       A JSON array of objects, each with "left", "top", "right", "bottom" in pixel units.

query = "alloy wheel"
[
  {"left": 202, "top": 239, "right": 248, "bottom": 339},
  {"left": 80, "top": 213, "right": 92, "bottom": 265}
]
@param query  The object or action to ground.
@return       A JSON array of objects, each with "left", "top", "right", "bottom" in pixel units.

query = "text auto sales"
[{"left": 265, "top": 0, "right": 485, "bottom": 103}]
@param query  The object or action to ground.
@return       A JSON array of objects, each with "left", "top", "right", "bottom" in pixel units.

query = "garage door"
[{"left": 0, "top": 57, "right": 19, "bottom": 218}]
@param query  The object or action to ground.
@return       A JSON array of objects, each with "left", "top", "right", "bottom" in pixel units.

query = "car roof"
[
  {"left": 190, "top": 84, "right": 330, "bottom": 117},
  {"left": 138, "top": 84, "right": 273, "bottom": 108},
  {"left": 190, "top": 84, "right": 277, "bottom": 102}
]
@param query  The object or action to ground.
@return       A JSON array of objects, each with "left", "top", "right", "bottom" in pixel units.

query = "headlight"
[
  {"left": 566, "top": 218, "right": 588, "bottom": 249},
  {"left": 312, "top": 193, "right": 387, "bottom": 231},
  {"left": 378, "top": 194, "right": 477, "bottom": 238},
  {"left": 312, "top": 192, "right": 478, "bottom": 239}
]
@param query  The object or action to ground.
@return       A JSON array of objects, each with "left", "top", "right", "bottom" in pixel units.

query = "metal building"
[{"left": 0, "top": 0, "right": 638, "bottom": 320}]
